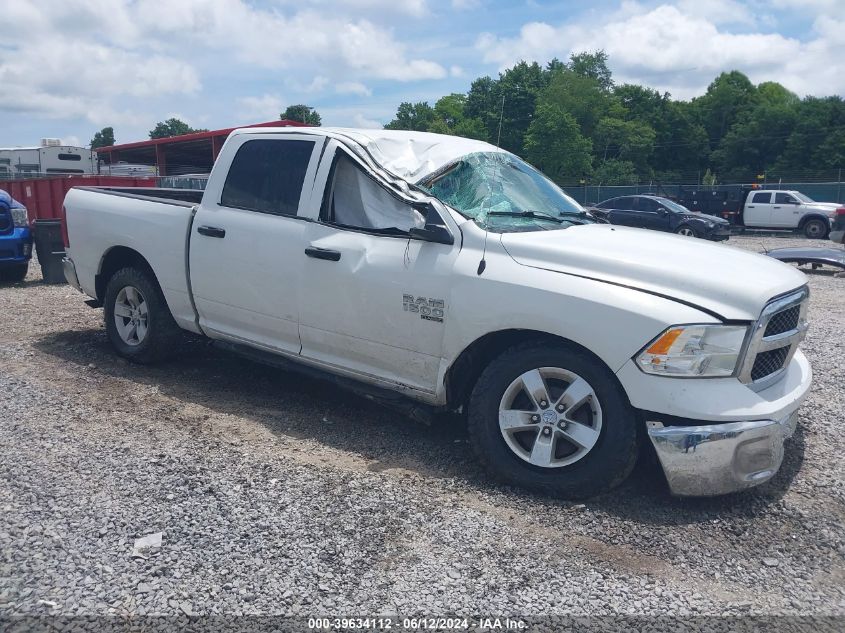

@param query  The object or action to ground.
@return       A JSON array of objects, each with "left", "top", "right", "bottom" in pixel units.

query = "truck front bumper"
[
  {"left": 646, "top": 411, "right": 798, "bottom": 496},
  {"left": 0, "top": 227, "right": 33, "bottom": 265},
  {"left": 617, "top": 349, "right": 812, "bottom": 496}
]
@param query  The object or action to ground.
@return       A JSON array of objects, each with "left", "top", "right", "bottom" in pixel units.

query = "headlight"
[
  {"left": 11, "top": 206, "right": 28, "bottom": 227},
  {"left": 636, "top": 324, "right": 748, "bottom": 377}
]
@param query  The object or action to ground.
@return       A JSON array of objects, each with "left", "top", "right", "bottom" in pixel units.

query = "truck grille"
[
  {"left": 764, "top": 305, "right": 800, "bottom": 337},
  {"left": 0, "top": 208, "right": 11, "bottom": 234},
  {"left": 739, "top": 288, "right": 809, "bottom": 389},
  {"left": 751, "top": 347, "right": 790, "bottom": 381}
]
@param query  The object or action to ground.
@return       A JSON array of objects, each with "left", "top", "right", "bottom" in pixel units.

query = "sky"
[{"left": 0, "top": 0, "right": 843, "bottom": 148}]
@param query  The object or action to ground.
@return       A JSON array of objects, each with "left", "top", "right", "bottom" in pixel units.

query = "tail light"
[{"left": 836, "top": 207, "right": 845, "bottom": 216}]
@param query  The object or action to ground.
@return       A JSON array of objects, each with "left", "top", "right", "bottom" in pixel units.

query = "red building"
[{"left": 94, "top": 119, "right": 308, "bottom": 176}]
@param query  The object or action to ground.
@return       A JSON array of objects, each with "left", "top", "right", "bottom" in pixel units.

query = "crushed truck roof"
[{"left": 234, "top": 127, "right": 508, "bottom": 183}]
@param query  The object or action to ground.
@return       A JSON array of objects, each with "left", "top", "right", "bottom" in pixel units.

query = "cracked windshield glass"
[{"left": 422, "top": 152, "right": 593, "bottom": 232}]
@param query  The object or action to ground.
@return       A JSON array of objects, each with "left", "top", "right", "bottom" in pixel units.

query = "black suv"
[{"left": 589, "top": 195, "right": 731, "bottom": 241}]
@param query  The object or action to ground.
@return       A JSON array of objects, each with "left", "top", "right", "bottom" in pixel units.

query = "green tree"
[
  {"left": 90, "top": 127, "right": 115, "bottom": 149},
  {"left": 693, "top": 71, "right": 757, "bottom": 146},
  {"left": 524, "top": 102, "right": 593, "bottom": 183},
  {"left": 384, "top": 101, "right": 436, "bottom": 131},
  {"left": 568, "top": 50, "right": 613, "bottom": 92},
  {"left": 594, "top": 117, "right": 656, "bottom": 174},
  {"left": 593, "top": 159, "right": 638, "bottom": 185},
  {"left": 149, "top": 118, "right": 207, "bottom": 139},
  {"left": 282, "top": 105, "right": 322, "bottom": 126}
]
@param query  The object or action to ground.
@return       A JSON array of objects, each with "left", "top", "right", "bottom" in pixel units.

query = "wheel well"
[
  {"left": 95, "top": 246, "right": 158, "bottom": 302},
  {"left": 798, "top": 214, "right": 828, "bottom": 228},
  {"left": 443, "top": 329, "right": 621, "bottom": 411}
]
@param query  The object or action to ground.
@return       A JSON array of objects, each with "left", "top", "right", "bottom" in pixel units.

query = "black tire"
[
  {"left": 103, "top": 266, "right": 181, "bottom": 364},
  {"left": 803, "top": 218, "right": 828, "bottom": 239},
  {"left": 468, "top": 341, "right": 639, "bottom": 499},
  {"left": 675, "top": 225, "right": 698, "bottom": 238},
  {"left": 2, "top": 263, "right": 28, "bottom": 283}
]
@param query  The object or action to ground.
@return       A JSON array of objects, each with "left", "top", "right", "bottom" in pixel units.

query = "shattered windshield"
[{"left": 418, "top": 152, "right": 592, "bottom": 232}]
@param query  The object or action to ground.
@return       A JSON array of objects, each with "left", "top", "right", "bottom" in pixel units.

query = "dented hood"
[{"left": 500, "top": 224, "right": 807, "bottom": 321}]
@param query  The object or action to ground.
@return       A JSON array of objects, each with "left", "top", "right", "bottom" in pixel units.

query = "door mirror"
[
  {"left": 657, "top": 207, "right": 669, "bottom": 216},
  {"left": 409, "top": 223, "right": 454, "bottom": 245}
]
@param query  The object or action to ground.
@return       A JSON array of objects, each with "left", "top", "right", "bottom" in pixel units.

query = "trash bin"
[{"left": 33, "top": 219, "right": 67, "bottom": 284}]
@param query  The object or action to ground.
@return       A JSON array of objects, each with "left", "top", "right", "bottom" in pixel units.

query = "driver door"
[{"left": 298, "top": 148, "right": 459, "bottom": 394}]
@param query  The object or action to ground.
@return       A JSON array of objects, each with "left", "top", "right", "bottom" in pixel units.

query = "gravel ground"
[{"left": 1, "top": 234, "right": 844, "bottom": 623}]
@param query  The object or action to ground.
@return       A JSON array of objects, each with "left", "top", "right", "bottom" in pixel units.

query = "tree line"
[
  {"left": 383, "top": 52, "right": 845, "bottom": 186},
  {"left": 88, "top": 52, "right": 845, "bottom": 186}
]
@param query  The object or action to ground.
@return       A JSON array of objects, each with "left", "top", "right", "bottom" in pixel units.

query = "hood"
[
  {"left": 807, "top": 202, "right": 840, "bottom": 216},
  {"left": 500, "top": 224, "right": 807, "bottom": 321}
]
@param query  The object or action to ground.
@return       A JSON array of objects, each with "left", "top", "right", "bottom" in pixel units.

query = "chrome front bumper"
[
  {"left": 62, "top": 256, "right": 81, "bottom": 291},
  {"left": 647, "top": 409, "right": 800, "bottom": 496}
]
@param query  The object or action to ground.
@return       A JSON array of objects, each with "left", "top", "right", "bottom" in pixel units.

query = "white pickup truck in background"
[
  {"left": 62, "top": 128, "right": 812, "bottom": 498},
  {"left": 742, "top": 189, "right": 839, "bottom": 238}
]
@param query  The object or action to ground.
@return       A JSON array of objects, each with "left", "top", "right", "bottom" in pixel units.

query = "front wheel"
[
  {"left": 468, "top": 341, "right": 639, "bottom": 498},
  {"left": 103, "top": 267, "right": 182, "bottom": 364},
  {"left": 675, "top": 225, "right": 698, "bottom": 238},
  {"left": 803, "top": 219, "right": 828, "bottom": 239}
]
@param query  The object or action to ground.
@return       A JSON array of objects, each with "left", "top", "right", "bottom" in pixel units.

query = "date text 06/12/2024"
[{"left": 307, "top": 617, "right": 527, "bottom": 630}]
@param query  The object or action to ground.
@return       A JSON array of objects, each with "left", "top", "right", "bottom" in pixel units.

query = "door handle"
[
  {"left": 305, "top": 246, "right": 341, "bottom": 262},
  {"left": 197, "top": 225, "right": 226, "bottom": 238},
  {"left": 773, "top": 206, "right": 781, "bottom": 209},
  {"left": 747, "top": 206, "right": 755, "bottom": 208}
]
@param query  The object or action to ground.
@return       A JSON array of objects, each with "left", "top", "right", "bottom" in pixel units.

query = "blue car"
[{"left": 0, "top": 189, "right": 33, "bottom": 282}]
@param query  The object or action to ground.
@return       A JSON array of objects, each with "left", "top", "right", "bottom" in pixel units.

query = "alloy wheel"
[{"left": 498, "top": 367, "right": 603, "bottom": 468}]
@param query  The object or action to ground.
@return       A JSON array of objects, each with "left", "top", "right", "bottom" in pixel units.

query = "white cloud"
[
  {"left": 475, "top": 3, "right": 845, "bottom": 99},
  {"left": 60, "top": 136, "right": 82, "bottom": 147},
  {"left": 237, "top": 95, "right": 286, "bottom": 121},
  {"left": 450, "top": 65, "right": 465, "bottom": 77},
  {"left": 353, "top": 113, "right": 384, "bottom": 128},
  {"left": 452, "top": 0, "right": 481, "bottom": 9},
  {"left": 0, "top": 0, "right": 445, "bottom": 129},
  {"left": 336, "top": 82, "right": 373, "bottom": 97}
]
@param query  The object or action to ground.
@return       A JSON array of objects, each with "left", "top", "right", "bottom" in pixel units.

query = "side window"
[
  {"left": 595, "top": 199, "right": 613, "bottom": 209},
  {"left": 221, "top": 139, "right": 313, "bottom": 216},
  {"left": 322, "top": 153, "right": 425, "bottom": 233},
  {"left": 637, "top": 198, "right": 660, "bottom": 212},
  {"left": 615, "top": 197, "right": 636, "bottom": 210},
  {"left": 751, "top": 192, "right": 771, "bottom": 204},
  {"left": 775, "top": 192, "right": 797, "bottom": 204}
]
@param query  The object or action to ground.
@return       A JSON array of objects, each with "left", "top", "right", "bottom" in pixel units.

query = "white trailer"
[{"left": 0, "top": 140, "right": 96, "bottom": 178}]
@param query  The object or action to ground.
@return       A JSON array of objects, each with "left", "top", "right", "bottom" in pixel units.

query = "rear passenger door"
[
  {"left": 744, "top": 192, "right": 772, "bottom": 226},
  {"left": 606, "top": 197, "right": 638, "bottom": 226},
  {"left": 190, "top": 134, "right": 323, "bottom": 354}
]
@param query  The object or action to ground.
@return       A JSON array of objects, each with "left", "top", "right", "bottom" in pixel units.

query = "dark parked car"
[{"left": 589, "top": 195, "right": 731, "bottom": 241}]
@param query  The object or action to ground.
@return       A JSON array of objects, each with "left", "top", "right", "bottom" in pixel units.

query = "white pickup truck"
[
  {"left": 62, "top": 128, "right": 812, "bottom": 498},
  {"left": 742, "top": 189, "right": 839, "bottom": 238}
]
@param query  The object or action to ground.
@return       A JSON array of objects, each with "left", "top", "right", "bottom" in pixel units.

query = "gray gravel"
[{"left": 1, "top": 234, "right": 844, "bottom": 620}]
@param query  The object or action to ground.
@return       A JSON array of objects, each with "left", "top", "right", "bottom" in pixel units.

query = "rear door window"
[
  {"left": 221, "top": 139, "right": 314, "bottom": 216},
  {"left": 751, "top": 192, "right": 772, "bottom": 204}
]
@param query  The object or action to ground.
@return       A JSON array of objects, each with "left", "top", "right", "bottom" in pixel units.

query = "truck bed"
[
  {"left": 63, "top": 185, "right": 201, "bottom": 333},
  {"left": 73, "top": 186, "right": 204, "bottom": 206}
]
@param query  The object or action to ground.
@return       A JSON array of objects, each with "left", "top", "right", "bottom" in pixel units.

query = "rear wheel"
[
  {"left": 675, "top": 225, "right": 698, "bottom": 238},
  {"left": 1, "top": 263, "right": 28, "bottom": 282},
  {"left": 103, "top": 267, "right": 181, "bottom": 364},
  {"left": 803, "top": 218, "right": 828, "bottom": 239},
  {"left": 468, "top": 341, "right": 639, "bottom": 498}
]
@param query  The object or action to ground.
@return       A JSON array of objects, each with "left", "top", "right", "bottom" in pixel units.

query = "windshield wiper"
[{"left": 486, "top": 210, "right": 565, "bottom": 223}]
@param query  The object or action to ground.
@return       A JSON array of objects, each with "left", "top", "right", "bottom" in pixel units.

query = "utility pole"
[{"left": 838, "top": 167, "right": 842, "bottom": 203}]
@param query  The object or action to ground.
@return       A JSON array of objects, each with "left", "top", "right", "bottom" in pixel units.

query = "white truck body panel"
[{"left": 63, "top": 126, "right": 812, "bottom": 455}]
